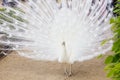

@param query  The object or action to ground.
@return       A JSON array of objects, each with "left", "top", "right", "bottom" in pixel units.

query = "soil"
[{"left": 0, "top": 52, "right": 112, "bottom": 80}]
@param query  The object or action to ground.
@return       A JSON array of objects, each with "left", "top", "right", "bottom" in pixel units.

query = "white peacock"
[{"left": 0, "top": 0, "right": 113, "bottom": 77}]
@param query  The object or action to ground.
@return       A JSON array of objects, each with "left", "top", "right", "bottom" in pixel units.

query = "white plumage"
[{"left": 0, "top": 0, "right": 113, "bottom": 64}]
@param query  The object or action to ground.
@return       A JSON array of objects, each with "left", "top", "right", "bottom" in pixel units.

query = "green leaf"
[
  {"left": 110, "top": 18, "right": 115, "bottom": 24},
  {"left": 107, "top": 69, "right": 115, "bottom": 77},
  {"left": 0, "top": 8, "right": 6, "bottom": 11},
  {"left": 101, "top": 39, "right": 108, "bottom": 46},
  {"left": 97, "top": 54, "right": 103, "bottom": 59},
  {"left": 105, "top": 56, "right": 114, "bottom": 64},
  {"left": 114, "top": 9, "right": 120, "bottom": 13}
]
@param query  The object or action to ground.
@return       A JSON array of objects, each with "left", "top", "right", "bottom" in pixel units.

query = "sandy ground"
[{"left": 0, "top": 52, "right": 111, "bottom": 80}]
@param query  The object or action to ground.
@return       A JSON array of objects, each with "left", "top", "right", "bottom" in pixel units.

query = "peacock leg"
[
  {"left": 64, "top": 63, "right": 68, "bottom": 76},
  {"left": 68, "top": 64, "right": 73, "bottom": 77},
  {"left": 64, "top": 63, "right": 73, "bottom": 77},
  {"left": 64, "top": 63, "right": 69, "bottom": 80}
]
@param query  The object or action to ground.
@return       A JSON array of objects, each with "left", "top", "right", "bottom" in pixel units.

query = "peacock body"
[{"left": 0, "top": 0, "right": 113, "bottom": 64}]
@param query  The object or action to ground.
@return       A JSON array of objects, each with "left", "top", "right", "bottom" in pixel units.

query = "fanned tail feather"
[{"left": 0, "top": 0, "right": 113, "bottom": 63}]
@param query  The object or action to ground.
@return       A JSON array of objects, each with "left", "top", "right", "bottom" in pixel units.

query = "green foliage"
[
  {"left": 101, "top": 39, "right": 109, "bottom": 46},
  {"left": 97, "top": 54, "right": 103, "bottom": 59},
  {"left": 105, "top": 55, "right": 114, "bottom": 64},
  {"left": 113, "top": 0, "right": 120, "bottom": 16},
  {"left": 0, "top": 8, "right": 27, "bottom": 23},
  {"left": 0, "top": 8, "right": 13, "bottom": 23},
  {"left": 0, "top": 7, "right": 27, "bottom": 30},
  {"left": 105, "top": 0, "right": 120, "bottom": 80},
  {"left": 101, "top": 39, "right": 112, "bottom": 46}
]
